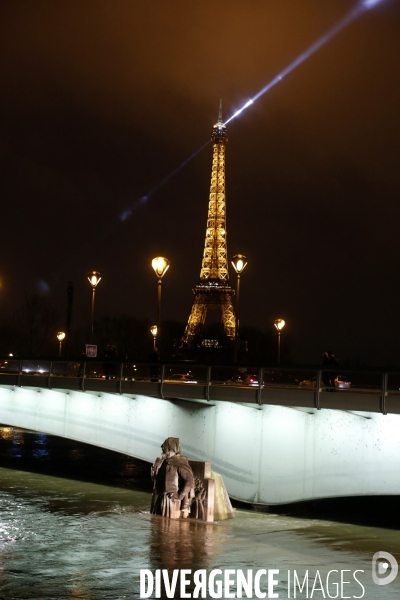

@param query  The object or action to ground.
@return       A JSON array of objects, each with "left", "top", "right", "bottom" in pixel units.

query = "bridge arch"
[{"left": 0, "top": 384, "right": 399, "bottom": 504}]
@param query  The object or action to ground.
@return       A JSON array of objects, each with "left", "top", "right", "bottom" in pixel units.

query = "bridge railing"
[{"left": 0, "top": 358, "right": 400, "bottom": 414}]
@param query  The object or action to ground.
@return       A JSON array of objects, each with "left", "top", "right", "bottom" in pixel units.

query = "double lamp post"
[
  {"left": 151, "top": 256, "right": 170, "bottom": 354},
  {"left": 83, "top": 262, "right": 169, "bottom": 356},
  {"left": 88, "top": 271, "right": 101, "bottom": 345},
  {"left": 231, "top": 254, "right": 248, "bottom": 363}
]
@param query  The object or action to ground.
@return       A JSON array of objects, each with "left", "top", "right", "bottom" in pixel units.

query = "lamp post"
[
  {"left": 87, "top": 271, "right": 101, "bottom": 344},
  {"left": 274, "top": 318, "right": 285, "bottom": 365},
  {"left": 151, "top": 257, "right": 170, "bottom": 347},
  {"left": 150, "top": 325, "right": 158, "bottom": 352},
  {"left": 57, "top": 331, "right": 66, "bottom": 357},
  {"left": 231, "top": 254, "right": 248, "bottom": 363}
]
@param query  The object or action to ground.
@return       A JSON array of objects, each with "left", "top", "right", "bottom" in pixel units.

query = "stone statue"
[
  {"left": 192, "top": 477, "right": 207, "bottom": 520},
  {"left": 151, "top": 438, "right": 195, "bottom": 519}
]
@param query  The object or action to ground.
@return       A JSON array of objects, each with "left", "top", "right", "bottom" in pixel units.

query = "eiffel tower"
[{"left": 181, "top": 103, "right": 236, "bottom": 349}]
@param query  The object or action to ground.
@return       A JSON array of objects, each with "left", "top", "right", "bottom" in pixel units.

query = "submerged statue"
[{"left": 151, "top": 438, "right": 195, "bottom": 519}]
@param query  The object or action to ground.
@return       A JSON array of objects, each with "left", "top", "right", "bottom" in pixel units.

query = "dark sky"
[{"left": 1, "top": 0, "right": 399, "bottom": 365}]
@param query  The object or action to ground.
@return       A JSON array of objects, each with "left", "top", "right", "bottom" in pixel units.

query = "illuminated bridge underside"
[{"left": 1, "top": 384, "right": 399, "bottom": 505}]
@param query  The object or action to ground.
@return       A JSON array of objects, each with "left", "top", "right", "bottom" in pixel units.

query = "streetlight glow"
[
  {"left": 274, "top": 318, "right": 286, "bottom": 331},
  {"left": 274, "top": 319, "right": 285, "bottom": 365},
  {"left": 150, "top": 325, "right": 158, "bottom": 352},
  {"left": 88, "top": 271, "right": 101, "bottom": 288},
  {"left": 231, "top": 254, "right": 248, "bottom": 275},
  {"left": 57, "top": 331, "right": 66, "bottom": 357},
  {"left": 152, "top": 257, "right": 170, "bottom": 279}
]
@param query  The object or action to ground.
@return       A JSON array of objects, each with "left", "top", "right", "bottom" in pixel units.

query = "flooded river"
[{"left": 0, "top": 427, "right": 399, "bottom": 599}]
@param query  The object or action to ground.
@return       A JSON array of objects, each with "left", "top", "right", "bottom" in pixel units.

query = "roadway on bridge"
[{"left": 0, "top": 372, "right": 399, "bottom": 415}]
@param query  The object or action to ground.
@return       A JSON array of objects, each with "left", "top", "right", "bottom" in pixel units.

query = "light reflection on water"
[
  {"left": 0, "top": 427, "right": 399, "bottom": 599},
  {"left": 33, "top": 433, "right": 50, "bottom": 460}
]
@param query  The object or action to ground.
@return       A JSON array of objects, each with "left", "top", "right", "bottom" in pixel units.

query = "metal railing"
[{"left": 0, "top": 357, "right": 399, "bottom": 415}]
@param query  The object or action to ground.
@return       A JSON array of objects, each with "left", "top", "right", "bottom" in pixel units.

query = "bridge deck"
[{"left": 0, "top": 359, "right": 399, "bottom": 414}]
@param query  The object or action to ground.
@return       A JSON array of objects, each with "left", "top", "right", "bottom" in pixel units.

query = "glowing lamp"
[
  {"left": 231, "top": 254, "right": 248, "bottom": 275},
  {"left": 274, "top": 319, "right": 285, "bottom": 365},
  {"left": 87, "top": 271, "right": 101, "bottom": 344},
  {"left": 231, "top": 254, "right": 248, "bottom": 362},
  {"left": 152, "top": 257, "right": 170, "bottom": 279},
  {"left": 150, "top": 325, "right": 158, "bottom": 352},
  {"left": 151, "top": 257, "right": 170, "bottom": 344},
  {"left": 57, "top": 331, "right": 66, "bottom": 357},
  {"left": 274, "top": 319, "right": 286, "bottom": 331},
  {"left": 88, "top": 271, "right": 101, "bottom": 288}
]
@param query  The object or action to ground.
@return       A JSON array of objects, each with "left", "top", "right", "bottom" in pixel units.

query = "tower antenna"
[{"left": 218, "top": 99, "right": 223, "bottom": 124}]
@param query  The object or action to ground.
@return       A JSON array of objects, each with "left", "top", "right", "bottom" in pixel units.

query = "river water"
[{"left": 0, "top": 426, "right": 399, "bottom": 600}]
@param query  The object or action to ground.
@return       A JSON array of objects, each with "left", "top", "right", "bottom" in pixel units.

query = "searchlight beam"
[
  {"left": 120, "top": 0, "right": 385, "bottom": 222},
  {"left": 225, "top": 0, "right": 384, "bottom": 124}
]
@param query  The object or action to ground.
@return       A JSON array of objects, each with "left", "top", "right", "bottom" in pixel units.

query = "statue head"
[{"left": 161, "top": 437, "right": 181, "bottom": 458}]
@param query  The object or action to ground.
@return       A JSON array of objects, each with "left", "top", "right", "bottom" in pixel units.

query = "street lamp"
[
  {"left": 150, "top": 325, "right": 158, "bottom": 352},
  {"left": 57, "top": 331, "right": 66, "bottom": 357},
  {"left": 87, "top": 271, "right": 101, "bottom": 344},
  {"left": 274, "top": 318, "right": 286, "bottom": 365},
  {"left": 231, "top": 254, "right": 248, "bottom": 362},
  {"left": 151, "top": 257, "right": 170, "bottom": 335}
]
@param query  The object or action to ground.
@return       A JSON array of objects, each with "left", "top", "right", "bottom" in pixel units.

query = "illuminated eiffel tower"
[{"left": 181, "top": 103, "right": 236, "bottom": 349}]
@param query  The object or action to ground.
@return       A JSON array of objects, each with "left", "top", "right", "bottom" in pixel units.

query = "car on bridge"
[
  {"left": 298, "top": 375, "right": 351, "bottom": 391},
  {"left": 0, "top": 360, "right": 18, "bottom": 373},
  {"left": 224, "top": 372, "right": 259, "bottom": 386},
  {"left": 224, "top": 371, "right": 299, "bottom": 387},
  {"left": 164, "top": 373, "right": 198, "bottom": 384}
]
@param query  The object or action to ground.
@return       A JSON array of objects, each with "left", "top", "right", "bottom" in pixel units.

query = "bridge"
[{"left": 0, "top": 357, "right": 400, "bottom": 505}]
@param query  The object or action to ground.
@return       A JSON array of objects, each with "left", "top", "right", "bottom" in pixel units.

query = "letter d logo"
[{"left": 372, "top": 551, "right": 398, "bottom": 586}]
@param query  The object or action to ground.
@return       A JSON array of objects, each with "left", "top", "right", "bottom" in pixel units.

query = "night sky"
[{"left": 1, "top": 0, "right": 399, "bottom": 365}]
